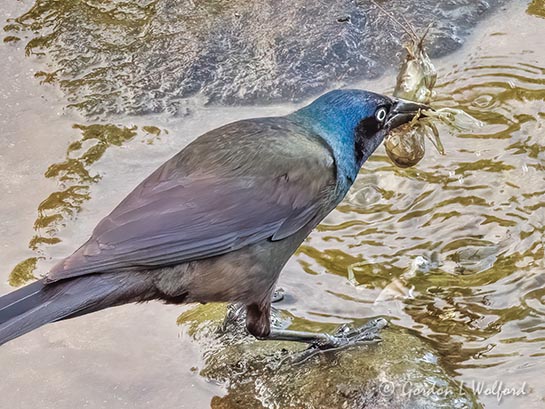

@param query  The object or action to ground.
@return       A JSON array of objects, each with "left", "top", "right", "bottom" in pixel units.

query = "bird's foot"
[
  {"left": 265, "top": 318, "right": 387, "bottom": 350},
  {"left": 284, "top": 318, "right": 387, "bottom": 364},
  {"left": 312, "top": 317, "right": 388, "bottom": 350}
]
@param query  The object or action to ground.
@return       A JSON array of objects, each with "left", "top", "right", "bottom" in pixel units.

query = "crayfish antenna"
[{"left": 368, "top": 0, "right": 419, "bottom": 43}]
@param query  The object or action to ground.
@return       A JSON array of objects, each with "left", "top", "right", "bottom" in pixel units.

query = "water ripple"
[{"left": 296, "top": 10, "right": 545, "bottom": 406}]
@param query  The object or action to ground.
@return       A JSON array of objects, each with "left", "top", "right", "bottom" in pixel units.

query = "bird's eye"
[{"left": 375, "top": 107, "right": 388, "bottom": 122}]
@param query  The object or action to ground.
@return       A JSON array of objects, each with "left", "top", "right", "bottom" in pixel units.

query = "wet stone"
[{"left": 179, "top": 303, "right": 479, "bottom": 409}]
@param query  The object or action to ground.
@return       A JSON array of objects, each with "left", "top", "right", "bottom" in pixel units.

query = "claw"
[
  {"left": 289, "top": 318, "right": 387, "bottom": 364},
  {"left": 313, "top": 318, "right": 388, "bottom": 351}
]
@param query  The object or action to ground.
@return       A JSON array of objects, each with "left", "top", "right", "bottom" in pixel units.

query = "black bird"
[{"left": 0, "top": 89, "right": 426, "bottom": 347}]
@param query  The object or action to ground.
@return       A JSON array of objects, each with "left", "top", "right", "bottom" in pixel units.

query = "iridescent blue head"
[{"left": 289, "top": 89, "right": 426, "bottom": 193}]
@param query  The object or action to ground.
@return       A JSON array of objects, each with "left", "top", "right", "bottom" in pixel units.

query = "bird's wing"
[{"left": 47, "top": 118, "right": 336, "bottom": 281}]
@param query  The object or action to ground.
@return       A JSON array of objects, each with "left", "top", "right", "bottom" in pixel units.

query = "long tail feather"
[
  {"left": 0, "top": 274, "right": 148, "bottom": 346},
  {"left": 0, "top": 280, "right": 46, "bottom": 323}
]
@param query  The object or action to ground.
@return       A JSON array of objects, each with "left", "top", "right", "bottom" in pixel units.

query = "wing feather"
[{"left": 47, "top": 118, "right": 336, "bottom": 281}]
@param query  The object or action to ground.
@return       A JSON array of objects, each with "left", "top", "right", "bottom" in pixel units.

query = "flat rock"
[{"left": 178, "top": 303, "right": 479, "bottom": 409}]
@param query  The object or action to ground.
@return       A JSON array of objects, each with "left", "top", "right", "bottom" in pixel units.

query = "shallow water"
[
  {"left": 1, "top": 1, "right": 545, "bottom": 408},
  {"left": 1, "top": 0, "right": 509, "bottom": 114}
]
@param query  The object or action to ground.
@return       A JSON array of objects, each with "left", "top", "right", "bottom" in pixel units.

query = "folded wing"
[{"left": 47, "top": 118, "right": 336, "bottom": 281}]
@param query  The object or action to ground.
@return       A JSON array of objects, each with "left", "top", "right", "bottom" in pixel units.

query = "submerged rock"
[
  {"left": 178, "top": 303, "right": 479, "bottom": 409},
  {"left": 5, "top": 0, "right": 510, "bottom": 117}
]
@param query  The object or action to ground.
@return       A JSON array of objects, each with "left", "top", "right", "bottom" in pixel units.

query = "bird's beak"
[{"left": 386, "top": 98, "right": 431, "bottom": 130}]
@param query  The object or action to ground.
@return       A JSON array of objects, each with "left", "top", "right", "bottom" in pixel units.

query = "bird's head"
[{"left": 290, "top": 89, "right": 427, "bottom": 187}]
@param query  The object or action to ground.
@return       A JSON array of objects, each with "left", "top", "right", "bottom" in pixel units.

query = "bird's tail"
[{"left": 0, "top": 273, "right": 148, "bottom": 346}]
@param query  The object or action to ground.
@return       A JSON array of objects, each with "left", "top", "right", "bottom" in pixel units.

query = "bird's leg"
[
  {"left": 265, "top": 328, "right": 346, "bottom": 348},
  {"left": 246, "top": 302, "right": 387, "bottom": 350},
  {"left": 221, "top": 288, "right": 285, "bottom": 332}
]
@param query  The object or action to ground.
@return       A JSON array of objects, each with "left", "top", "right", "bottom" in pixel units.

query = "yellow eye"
[{"left": 375, "top": 107, "right": 387, "bottom": 122}]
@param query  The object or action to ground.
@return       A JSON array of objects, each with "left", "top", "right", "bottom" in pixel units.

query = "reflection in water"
[
  {"left": 527, "top": 0, "right": 545, "bottom": 19},
  {"left": 410, "top": 54, "right": 545, "bottom": 367},
  {"left": 8, "top": 124, "right": 164, "bottom": 285},
  {"left": 8, "top": 257, "right": 39, "bottom": 287}
]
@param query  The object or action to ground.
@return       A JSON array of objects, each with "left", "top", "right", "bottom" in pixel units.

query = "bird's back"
[{"left": 47, "top": 117, "right": 339, "bottom": 282}]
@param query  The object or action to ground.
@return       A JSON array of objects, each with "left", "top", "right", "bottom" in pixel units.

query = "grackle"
[{"left": 0, "top": 89, "right": 426, "bottom": 348}]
